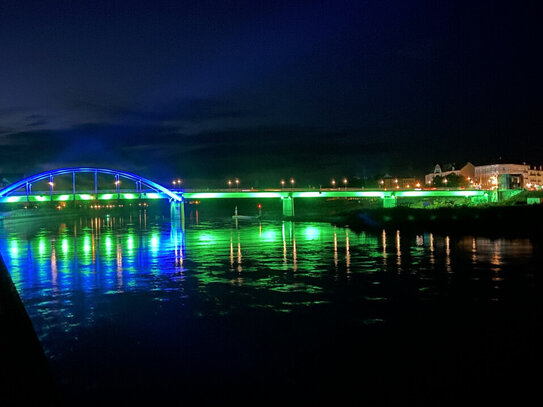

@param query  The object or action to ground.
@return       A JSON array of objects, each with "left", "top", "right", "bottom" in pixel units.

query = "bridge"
[{"left": 0, "top": 167, "right": 491, "bottom": 218}]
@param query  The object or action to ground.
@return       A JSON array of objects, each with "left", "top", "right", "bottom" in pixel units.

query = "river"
[{"left": 0, "top": 211, "right": 539, "bottom": 404}]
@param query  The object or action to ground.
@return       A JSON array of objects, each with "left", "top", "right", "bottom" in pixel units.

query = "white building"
[
  {"left": 425, "top": 163, "right": 475, "bottom": 185},
  {"left": 474, "top": 163, "right": 543, "bottom": 189}
]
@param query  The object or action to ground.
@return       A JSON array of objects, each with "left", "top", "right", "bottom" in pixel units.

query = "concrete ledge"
[{"left": 0, "top": 254, "right": 61, "bottom": 403}]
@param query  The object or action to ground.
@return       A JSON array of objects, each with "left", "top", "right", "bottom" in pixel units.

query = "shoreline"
[
  {"left": 3, "top": 204, "right": 543, "bottom": 239},
  {"left": 326, "top": 205, "right": 543, "bottom": 238},
  {"left": 0, "top": 254, "right": 61, "bottom": 403}
]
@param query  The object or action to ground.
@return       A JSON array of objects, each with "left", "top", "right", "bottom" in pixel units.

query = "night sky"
[{"left": 1, "top": 0, "right": 541, "bottom": 187}]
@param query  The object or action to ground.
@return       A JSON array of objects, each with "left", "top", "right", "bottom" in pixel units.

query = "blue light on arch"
[{"left": 0, "top": 167, "right": 183, "bottom": 202}]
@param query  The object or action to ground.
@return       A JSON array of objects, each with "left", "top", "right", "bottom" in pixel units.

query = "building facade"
[
  {"left": 425, "top": 162, "right": 543, "bottom": 189},
  {"left": 475, "top": 163, "right": 543, "bottom": 189},
  {"left": 379, "top": 177, "right": 418, "bottom": 189},
  {"left": 425, "top": 162, "right": 475, "bottom": 185}
]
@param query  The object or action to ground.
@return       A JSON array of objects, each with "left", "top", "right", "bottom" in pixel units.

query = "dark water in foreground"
[{"left": 0, "top": 213, "right": 540, "bottom": 404}]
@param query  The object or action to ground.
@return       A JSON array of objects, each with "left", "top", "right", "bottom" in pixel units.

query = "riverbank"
[
  {"left": 0, "top": 254, "right": 60, "bottom": 403},
  {"left": 331, "top": 205, "right": 543, "bottom": 237}
]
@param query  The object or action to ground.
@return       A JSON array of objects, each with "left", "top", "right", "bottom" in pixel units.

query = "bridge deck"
[
  {"left": 0, "top": 192, "right": 164, "bottom": 203},
  {"left": 183, "top": 189, "right": 486, "bottom": 199},
  {"left": 0, "top": 188, "right": 488, "bottom": 203}
]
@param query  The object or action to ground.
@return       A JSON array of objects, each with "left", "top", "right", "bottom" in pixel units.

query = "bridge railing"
[
  {"left": 177, "top": 187, "right": 484, "bottom": 192},
  {"left": 4, "top": 188, "right": 154, "bottom": 196}
]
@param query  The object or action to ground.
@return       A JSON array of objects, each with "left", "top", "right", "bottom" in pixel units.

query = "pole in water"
[{"left": 234, "top": 206, "right": 238, "bottom": 217}]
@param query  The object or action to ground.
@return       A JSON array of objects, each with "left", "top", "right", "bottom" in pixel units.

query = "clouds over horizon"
[{"left": 0, "top": 110, "right": 417, "bottom": 185}]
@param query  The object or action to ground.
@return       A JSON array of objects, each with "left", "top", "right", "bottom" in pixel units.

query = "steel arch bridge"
[
  {"left": 0, "top": 167, "right": 183, "bottom": 203},
  {"left": 0, "top": 167, "right": 493, "bottom": 217}
]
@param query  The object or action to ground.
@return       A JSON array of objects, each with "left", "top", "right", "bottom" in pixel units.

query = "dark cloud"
[{"left": 64, "top": 97, "right": 256, "bottom": 129}]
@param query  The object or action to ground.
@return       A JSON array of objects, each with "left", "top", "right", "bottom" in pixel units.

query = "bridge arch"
[{"left": 0, "top": 167, "right": 182, "bottom": 202}]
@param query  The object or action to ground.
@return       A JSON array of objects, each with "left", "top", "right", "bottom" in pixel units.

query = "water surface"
[{"left": 0, "top": 213, "right": 539, "bottom": 404}]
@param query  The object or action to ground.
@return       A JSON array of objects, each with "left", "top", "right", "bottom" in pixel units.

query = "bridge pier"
[
  {"left": 382, "top": 195, "right": 397, "bottom": 208},
  {"left": 282, "top": 196, "right": 294, "bottom": 217},
  {"left": 170, "top": 200, "right": 185, "bottom": 228}
]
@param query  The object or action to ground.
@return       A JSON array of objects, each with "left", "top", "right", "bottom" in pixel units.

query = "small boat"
[{"left": 231, "top": 206, "right": 261, "bottom": 220}]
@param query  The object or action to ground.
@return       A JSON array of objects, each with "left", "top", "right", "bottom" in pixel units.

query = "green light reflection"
[
  {"left": 83, "top": 235, "right": 91, "bottom": 254},
  {"left": 105, "top": 236, "right": 112, "bottom": 253},
  {"left": 261, "top": 229, "right": 278, "bottom": 242},
  {"left": 61, "top": 238, "right": 69, "bottom": 255},
  {"left": 150, "top": 234, "right": 159, "bottom": 252},
  {"left": 304, "top": 226, "right": 320, "bottom": 240},
  {"left": 198, "top": 234, "right": 216, "bottom": 244},
  {"left": 10, "top": 240, "right": 18, "bottom": 257},
  {"left": 39, "top": 238, "right": 46, "bottom": 256},
  {"left": 127, "top": 235, "right": 134, "bottom": 251}
]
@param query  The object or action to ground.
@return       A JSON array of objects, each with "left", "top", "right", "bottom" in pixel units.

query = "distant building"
[
  {"left": 475, "top": 163, "right": 543, "bottom": 189},
  {"left": 425, "top": 162, "right": 475, "bottom": 185},
  {"left": 379, "top": 176, "right": 419, "bottom": 189},
  {"left": 425, "top": 162, "right": 543, "bottom": 189}
]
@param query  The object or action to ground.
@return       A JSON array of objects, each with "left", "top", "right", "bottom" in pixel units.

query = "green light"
[
  {"left": 0, "top": 187, "right": 490, "bottom": 205},
  {"left": 250, "top": 192, "right": 283, "bottom": 198},
  {"left": 396, "top": 190, "right": 484, "bottom": 198},
  {"left": 354, "top": 191, "right": 383, "bottom": 197},
  {"left": 297, "top": 192, "right": 321, "bottom": 198},
  {"left": 186, "top": 193, "right": 220, "bottom": 199},
  {"left": 292, "top": 191, "right": 385, "bottom": 198},
  {"left": 185, "top": 192, "right": 283, "bottom": 199},
  {"left": 183, "top": 189, "right": 487, "bottom": 200},
  {"left": 31, "top": 195, "right": 48, "bottom": 202},
  {"left": 397, "top": 191, "right": 429, "bottom": 197}
]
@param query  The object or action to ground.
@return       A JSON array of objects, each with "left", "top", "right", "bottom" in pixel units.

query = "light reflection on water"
[{"left": 0, "top": 215, "right": 536, "bottom": 361}]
